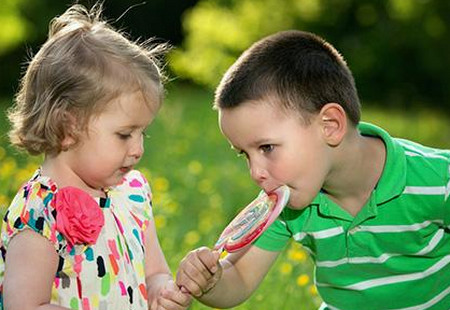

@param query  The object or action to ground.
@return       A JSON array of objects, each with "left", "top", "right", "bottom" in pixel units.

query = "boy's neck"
[{"left": 322, "top": 129, "right": 386, "bottom": 217}]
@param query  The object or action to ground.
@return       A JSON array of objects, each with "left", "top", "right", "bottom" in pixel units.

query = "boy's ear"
[{"left": 318, "top": 103, "right": 347, "bottom": 147}]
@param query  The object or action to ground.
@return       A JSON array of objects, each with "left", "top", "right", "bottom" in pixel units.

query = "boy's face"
[{"left": 219, "top": 101, "right": 331, "bottom": 210}]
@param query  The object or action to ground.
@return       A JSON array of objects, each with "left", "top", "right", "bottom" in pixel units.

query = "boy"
[{"left": 176, "top": 30, "right": 450, "bottom": 309}]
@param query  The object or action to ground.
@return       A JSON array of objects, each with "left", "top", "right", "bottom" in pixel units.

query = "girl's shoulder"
[
  {"left": 2, "top": 169, "right": 62, "bottom": 250},
  {"left": 6, "top": 169, "right": 58, "bottom": 222}
]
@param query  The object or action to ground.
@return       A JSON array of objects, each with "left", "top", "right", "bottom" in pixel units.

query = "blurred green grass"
[{"left": 1, "top": 84, "right": 449, "bottom": 309}]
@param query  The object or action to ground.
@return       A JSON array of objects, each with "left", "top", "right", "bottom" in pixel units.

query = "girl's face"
[
  {"left": 219, "top": 101, "right": 331, "bottom": 210},
  {"left": 65, "top": 90, "right": 158, "bottom": 191}
]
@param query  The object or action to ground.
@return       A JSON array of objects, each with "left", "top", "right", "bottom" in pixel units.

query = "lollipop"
[{"left": 214, "top": 185, "right": 290, "bottom": 253}]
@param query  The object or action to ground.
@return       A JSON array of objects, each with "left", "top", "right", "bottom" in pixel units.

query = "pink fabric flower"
[{"left": 54, "top": 187, "right": 104, "bottom": 246}]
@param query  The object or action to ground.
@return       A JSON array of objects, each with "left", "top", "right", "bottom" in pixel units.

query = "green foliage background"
[
  {"left": 1, "top": 0, "right": 450, "bottom": 309},
  {"left": 170, "top": 0, "right": 450, "bottom": 113}
]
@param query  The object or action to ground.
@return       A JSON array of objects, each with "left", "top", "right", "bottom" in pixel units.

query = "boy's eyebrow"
[
  {"left": 230, "top": 138, "right": 272, "bottom": 152},
  {"left": 250, "top": 138, "right": 272, "bottom": 147}
]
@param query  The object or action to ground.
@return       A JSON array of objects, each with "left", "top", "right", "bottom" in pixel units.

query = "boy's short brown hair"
[{"left": 214, "top": 30, "right": 360, "bottom": 125}]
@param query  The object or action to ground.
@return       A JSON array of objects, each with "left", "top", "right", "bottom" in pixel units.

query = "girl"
[{"left": 0, "top": 4, "right": 190, "bottom": 310}]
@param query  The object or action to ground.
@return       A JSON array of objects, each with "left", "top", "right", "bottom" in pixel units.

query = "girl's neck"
[{"left": 41, "top": 156, "right": 107, "bottom": 198}]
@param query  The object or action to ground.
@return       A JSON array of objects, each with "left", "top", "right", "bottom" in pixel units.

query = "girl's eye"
[
  {"left": 260, "top": 144, "right": 274, "bottom": 153},
  {"left": 142, "top": 130, "right": 150, "bottom": 139}
]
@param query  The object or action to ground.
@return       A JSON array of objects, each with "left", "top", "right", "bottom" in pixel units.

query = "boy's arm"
[
  {"left": 3, "top": 229, "right": 69, "bottom": 310},
  {"left": 177, "top": 245, "right": 280, "bottom": 308},
  {"left": 144, "top": 220, "right": 191, "bottom": 310}
]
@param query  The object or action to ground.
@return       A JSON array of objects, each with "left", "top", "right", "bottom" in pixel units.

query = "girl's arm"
[
  {"left": 144, "top": 219, "right": 191, "bottom": 310},
  {"left": 3, "top": 229, "right": 69, "bottom": 310},
  {"left": 177, "top": 245, "right": 280, "bottom": 308}
]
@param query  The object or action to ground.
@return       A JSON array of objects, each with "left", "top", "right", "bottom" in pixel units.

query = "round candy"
[{"left": 214, "top": 185, "right": 290, "bottom": 253}]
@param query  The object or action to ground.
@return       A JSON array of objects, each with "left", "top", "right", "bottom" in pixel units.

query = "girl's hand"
[
  {"left": 175, "top": 247, "right": 222, "bottom": 298},
  {"left": 152, "top": 279, "right": 191, "bottom": 310}
]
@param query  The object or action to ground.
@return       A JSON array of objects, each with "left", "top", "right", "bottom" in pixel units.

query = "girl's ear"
[
  {"left": 319, "top": 103, "right": 347, "bottom": 147},
  {"left": 61, "top": 111, "right": 78, "bottom": 151}
]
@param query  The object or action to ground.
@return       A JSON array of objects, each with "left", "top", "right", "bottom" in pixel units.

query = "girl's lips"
[{"left": 120, "top": 166, "right": 132, "bottom": 173}]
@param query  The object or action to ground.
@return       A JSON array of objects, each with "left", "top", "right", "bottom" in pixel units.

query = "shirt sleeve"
[
  {"left": 120, "top": 170, "right": 153, "bottom": 231},
  {"left": 1, "top": 182, "right": 69, "bottom": 255},
  {"left": 253, "top": 216, "right": 292, "bottom": 252}
]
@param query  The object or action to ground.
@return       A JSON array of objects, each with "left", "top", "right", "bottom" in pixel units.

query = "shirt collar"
[
  {"left": 358, "top": 122, "right": 406, "bottom": 205},
  {"left": 310, "top": 122, "right": 406, "bottom": 214}
]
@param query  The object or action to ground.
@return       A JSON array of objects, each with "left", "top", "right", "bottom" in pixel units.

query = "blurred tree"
[
  {"left": 0, "top": 0, "right": 29, "bottom": 56},
  {"left": 170, "top": 0, "right": 450, "bottom": 112},
  {"left": 0, "top": 0, "right": 198, "bottom": 99}
]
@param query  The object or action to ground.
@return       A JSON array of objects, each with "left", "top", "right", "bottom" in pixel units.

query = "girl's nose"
[{"left": 130, "top": 137, "right": 144, "bottom": 159}]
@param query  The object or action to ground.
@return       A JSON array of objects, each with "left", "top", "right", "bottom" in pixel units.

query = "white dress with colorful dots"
[{"left": 0, "top": 169, "right": 154, "bottom": 310}]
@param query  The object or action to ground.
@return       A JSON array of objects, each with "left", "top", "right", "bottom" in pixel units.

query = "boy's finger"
[
  {"left": 195, "top": 248, "right": 221, "bottom": 273},
  {"left": 178, "top": 249, "right": 216, "bottom": 284},
  {"left": 176, "top": 268, "right": 204, "bottom": 297}
]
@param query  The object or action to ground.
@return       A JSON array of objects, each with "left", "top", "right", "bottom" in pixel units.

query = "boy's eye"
[
  {"left": 260, "top": 144, "right": 274, "bottom": 153},
  {"left": 117, "top": 133, "right": 132, "bottom": 140}
]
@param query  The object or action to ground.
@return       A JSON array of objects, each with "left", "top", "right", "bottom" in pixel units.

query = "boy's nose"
[{"left": 250, "top": 165, "right": 268, "bottom": 187}]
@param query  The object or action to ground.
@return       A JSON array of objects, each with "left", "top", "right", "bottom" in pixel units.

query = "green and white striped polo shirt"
[{"left": 254, "top": 122, "right": 450, "bottom": 310}]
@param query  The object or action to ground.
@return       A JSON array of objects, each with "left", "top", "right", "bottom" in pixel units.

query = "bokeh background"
[{"left": 1, "top": 1, "right": 450, "bottom": 309}]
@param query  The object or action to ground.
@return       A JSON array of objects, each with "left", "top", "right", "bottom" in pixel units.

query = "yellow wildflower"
[
  {"left": 279, "top": 262, "right": 293, "bottom": 275},
  {"left": 154, "top": 214, "right": 166, "bottom": 229},
  {"left": 288, "top": 248, "right": 307, "bottom": 262},
  {"left": 184, "top": 230, "right": 200, "bottom": 246},
  {"left": 309, "top": 284, "right": 318, "bottom": 296},
  {"left": 164, "top": 201, "right": 178, "bottom": 214},
  {"left": 153, "top": 177, "right": 169, "bottom": 192},
  {"left": 198, "top": 179, "right": 212, "bottom": 193},
  {"left": 0, "top": 158, "right": 17, "bottom": 179},
  {"left": 198, "top": 215, "right": 214, "bottom": 233},
  {"left": 188, "top": 160, "right": 203, "bottom": 175},
  {"left": 296, "top": 274, "right": 310, "bottom": 287}
]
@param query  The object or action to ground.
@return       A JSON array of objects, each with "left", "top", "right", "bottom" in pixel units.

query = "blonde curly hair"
[{"left": 8, "top": 3, "right": 169, "bottom": 155}]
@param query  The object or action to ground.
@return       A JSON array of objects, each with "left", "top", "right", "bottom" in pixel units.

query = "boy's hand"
[
  {"left": 152, "top": 279, "right": 191, "bottom": 310},
  {"left": 176, "top": 247, "right": 222, "bottom": 298}
]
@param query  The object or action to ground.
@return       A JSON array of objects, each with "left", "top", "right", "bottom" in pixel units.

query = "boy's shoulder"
[
  {"left": 394, "top": 136, "right": 450, "bottom": 160},
  {"left": 394, "top": 137, "right": 450, "bottom": 186},
  {"left": 358, "top": 122, "right": 449, "bottom": 202},
  {"left": 359, "top": 122, "right": 450, "bottom": 161}
]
